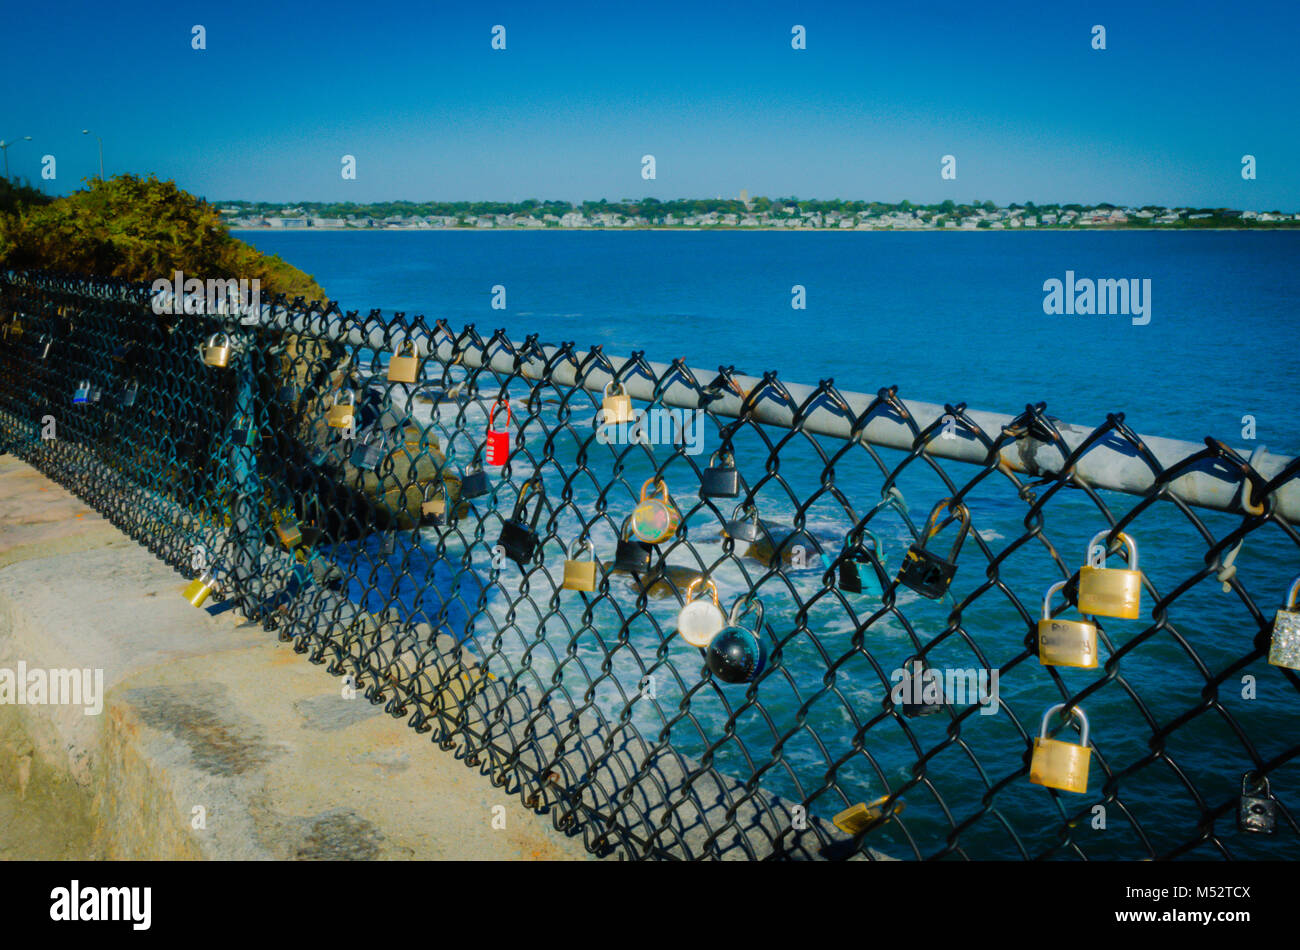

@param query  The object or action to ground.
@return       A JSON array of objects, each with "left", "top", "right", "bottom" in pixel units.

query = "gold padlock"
[
  {"left": 1268, "top": 576, "right": 1300, "bottom": 670},
  {"left": 630, "top": 477, "right": 681, "bottom": 544},
  {"left": 1029, "top": 703, "right": 1091, "bottom": 794},
  {"left": 601, "top": 380, "right": 633, "bottom": 425},
  {"left": 1077, "top": 530, "right": 1141, "bottom": 620},
  {"left": 677, "top": 577, "right": 726, "bottom": 647},
  {"left": 562, "top": 539, "right": 599, "bottom": 591},
  {"left": 182, "top": 571, "right": 218, "bottom": 607},
  {"left": 327, "top": 390, "right": 356, "bottom": 428},
  {"left": 1038, "top": 580, "right": 1099, "bottom": 668},
  {"left": 275, "top": 518, "right": 303, "bottom": 549},
  {"left": 388, "top": 340, "right": 420, "bottom": 384},
  {"left": 202, "top": 332, "right": 231, "bottom": 368},
  {"left": 421, "top": 481, "right": 447, "bottom": 523},
  {"left": 832, "top": 794, "right": 906, "bottom": 834}
]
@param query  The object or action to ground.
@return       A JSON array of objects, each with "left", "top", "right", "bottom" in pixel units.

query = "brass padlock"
[
  {"left": 630, "top": 477, "right": 680, "bottom": 544},
  {"left": 275, "top": 518, "right": 303, "bottom": 549},
  {"left": 1267, "top": 576, "right": 1300, "bottom": 670},
  {"left": 388, "top": 340, "right": 420, "bottom": 384},
  {"left": 1029, "top": 703, "right": 1091, "bottom": 794},
  {"left": 562, "top": 539, "right": 599, "bottom": 592},
  {"left": 202, "top": 332, "right": 231, "bottom": 368},
  {"left": 1077, "top": 530, "right": 1141, "bottom": 619},
  {"left": 677, "top": 577, "right": 726, "bottom": 647},
  {"left": 182, "top": 571, "right": 218, "bottom": 607},
  {"left": 1037, "top": 580, "right": 1099, "bottom": 668},
  {"left": 601, "top": 380, "right": 633, "bottom": 425},
  {"left": 832, "top": 794, "right": 906, "bottom": 835},
  {"left": 327, "top": 390, "right": 356, "bottom": 429},
  {"left": 421, "top": 480, "right": 447, "bottom": 524}
]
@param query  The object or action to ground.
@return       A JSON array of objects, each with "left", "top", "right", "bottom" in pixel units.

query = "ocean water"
[{"left": 237, "top": 229, "right": 1299, "bottom": 859}]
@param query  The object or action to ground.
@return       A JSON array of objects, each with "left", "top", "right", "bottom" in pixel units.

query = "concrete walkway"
[{"left": 0, "top": 455, "right": 597, "bottom": 860}]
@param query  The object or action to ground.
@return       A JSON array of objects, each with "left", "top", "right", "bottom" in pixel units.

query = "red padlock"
[{"left": 486, "top": 400, "right": 511, "bottom": 466}]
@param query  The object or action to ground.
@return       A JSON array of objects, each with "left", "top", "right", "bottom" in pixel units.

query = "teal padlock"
[{"left": 838, "top": 531, "right": 888, "bottom": 597}]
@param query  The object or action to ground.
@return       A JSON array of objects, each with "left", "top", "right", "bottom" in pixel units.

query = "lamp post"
[
  {"left": 0, "top": 136, "right": 33, "bottom": 181},
  {"left": 81, "top": 129, "right": 104, "bottom": 180}
]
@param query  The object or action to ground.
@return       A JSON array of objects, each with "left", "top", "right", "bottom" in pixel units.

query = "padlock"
[
  {"left": 182, "top": 571, "right": 218, "bottom": 608},
  {"left": 724, "top": 502, "right": 765, "bottom": 543},
  {"left": 601, "top": 380, "right": 634, "bottom": 425},
  {"left": 460, "top": 462, "right": 490, "bottom": 499},
  {"left": 89, "top": 385, "right": 102, "bottom": 403},
  {"left": 486, "top": 400, "right": 511, "bottom": 466},
  {"left": 275, "top": 518, "right": 303, "bottom": 549},
  {"left": 278, "top": 383, "right": 299, "bottom": 404},
  {"left": 838, "top": 532, "right": 888, "bottom": 597},
  {"left": 699, "top": 451, "right": 740, "bottom": 499},
  {"left": 832, "top": 795, "right": 906, "bottom": 835},
  {"left": 230, "top": 417, "right": 254, "bottom": 448},
  {"left": 562, "top": 539, "right": 599, "bottom": 592},
  {"left": 1029, "top": 703, "right": 1091, "bottom": 794},
  {"left": 327, "top": 390, "right": 356, "bottom": 429},
  {"left": 350, "top": 427, "right": 389, "bottom": 470},
  {"left": 895, "top": 658, "right": 945, "bottom": 717},
  {"left": 1077, "top": 530, "right": 1142, "bottom": 619},
  {"left": 1037, "top": 580, "right": 1099, "bottom": 668},
  {"left": 705, "top": 596, "right": 767, "bottom": 685},
  {"left": 1237, "top": 773, "right": 1277, "bottom": 834},
  {"left": 497, "top": 478, "right": 544, "bottom": 566},
  {"left": 203, "top": 332, "right": 231, "bottom": 367},
  {"left": 420, "top": 480, "right": 447, "bottom": 525},
  {"left": 72, "top": 380, "right": 90, "bottom": 405},
  {"left": 896, "top": 498, "right": 970, "bottom": 599},
  {"left": 630, "top": 477, "right": 681, "bottom": 544},
  {"left": 119, "top": 381, "right": 139, "bottom": 408},
  {"left": 388, "top": 340, "right": 420, "bottom": 384},
  {"left": 1267, "top": 575, "right": 1300, "bottom": 670},
  {"left": 613, "top": 516, "right": 654, "bottom": 573},
  {"left": 677, "top": 577, "right": 726, "bottom": 648}
]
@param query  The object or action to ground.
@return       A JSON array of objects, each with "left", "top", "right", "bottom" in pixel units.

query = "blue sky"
[{"left": 3, "top": 0, "right": 1297, "bottom": 208}]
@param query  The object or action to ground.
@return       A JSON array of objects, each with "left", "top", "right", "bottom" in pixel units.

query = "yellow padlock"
[
  {"left": 1038, "top": 580, "right": 1099, "bottom": 668},
  {"left": 832, "top": 794, "right": 906, "bottom": 834},
  {"left": 388, "top": 340, "right": 420, "bottom": 384},
  {"left": 1029, "top": 703, "right": 1091, "bottom": 794},
  {"left": 275, "top": 518, "right": 303, "bottom": 549},
  {"left": 327, "top": 390, "right": 356, "bottom": 429},
  {"left": 562, "top": 539, "right": 599, "bottom": 592},
  {"left": 1077, "top": 530, "right": 1141, "bottom": 619},
  {"left": 601, "top": 380, "right": 634, "bottom": 425},
  {"left": 1268, "top": 576, "right": 1300, "bottom": 671},
  {"left": 182, "top": 571, "right": 218, "bottom": 607},
  {"left": 202, "top": 332, "right": 231, "bottom": 368}
]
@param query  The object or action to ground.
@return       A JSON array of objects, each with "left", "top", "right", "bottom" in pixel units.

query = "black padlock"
[
  {"left": 497, "top": 478, "right": 544, "bottom": 566},
  {"left": 896, "top": 498, "right": 970, "bottom": 599},
  {"left": 700, "top": 451, "right": 740, "bottom": 498},
  {"left": 895, "top": 659, "right": 945, "bottom": 718},
  {"left": 460, "top": 461, "right": 489, "bottom": 499},
  {"left": 1238, "top": 773, "right": 1277, "bottom": 834},
  {"left": 613, "top": 515, "right": 654, "bottom": 573},
  {"left": 724, "top": 503, "right": 765, "bottom": 543},
  {"left": 350, "top": 426, "right": 390, "bottom": 471},
  {"left": 838, "top": 532, "right": 888, "bottom": 597}
]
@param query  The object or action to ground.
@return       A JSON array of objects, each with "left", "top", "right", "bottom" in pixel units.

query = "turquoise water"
[{"left": 240, "top": 230, "right": 1299, "bottom": 859}]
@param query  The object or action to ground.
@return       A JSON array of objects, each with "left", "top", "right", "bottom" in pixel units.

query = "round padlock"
[
  {"left": 705, "top": 596, "right": 767, "bottom": 684},
  {"left": 678, "top": 578, "right": 726, "bottom": 647},
  {"left": 631, "top": 477, "right": 680, "bottom": 543}
]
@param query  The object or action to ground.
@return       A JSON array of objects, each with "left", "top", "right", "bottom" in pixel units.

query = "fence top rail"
[{"left": 9, "top": 271, "right": 1297, "bottom": 521}]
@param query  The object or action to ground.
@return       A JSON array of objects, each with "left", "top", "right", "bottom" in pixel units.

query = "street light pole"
[
  {"left": 0, "top": 136, "right": 33, "bottom": 181},
  {"left": 81, "top": 129, "right": 104, "bottom": 179}
]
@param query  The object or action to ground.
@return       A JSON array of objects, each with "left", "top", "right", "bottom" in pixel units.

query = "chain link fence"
[{"left": 1, "top": 269, "right": 1297, "bottom": 860}]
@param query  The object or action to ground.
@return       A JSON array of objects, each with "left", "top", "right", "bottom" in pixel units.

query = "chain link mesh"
[{"left": 1, "top": 270, "right": 1296, "bottom": 860}]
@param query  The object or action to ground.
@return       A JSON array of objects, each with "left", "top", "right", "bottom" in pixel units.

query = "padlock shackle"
[
  {"left": 921, "top": 497, "right": 971, "bottom": 562},
  {"left": 1285, "top": 575, "right": 1300, "bottom": 610},
  {"left": 603, "top": 380, "right": 625, "bottom": 397},
  {"left": 1042, "top": 580, "right": 1068, "bottom": 619},
  {"left": 206, "top": 332, "right": 230, "bottom": 347},
  {"left": 569, "top": 537, "right": 594, "bottom": 560},
  {"left": 728, "top": 594, "right": 764, "bottom": 631},
  {"left": 1086, "top": 530, "right": 1138, "bottom": 570},
  {"left": 1040, "top": 703, "right": 1089, "bottom": 746},
  {"left": 334, "top": 389, "right": 355, "bottom": 407},
  {"left": 1241, "top": 771, "right": 1271, "bottom": 796},
  {"left": 489, "top": 399, "right": 511, "bottom": 432},
  {"left": 513, "top": 478, "right": 545, "bottom": 528},
  {"left": 851, "top": 529, "right": 881, "bottom": 555},
  {"left": 394, "top": 339, "right": 418, "bottom": 358},
  {"left": 685, "top": 576, "right": 720, "bottom": 606},
  {"left": 639, "top": 476, "right": 670, "bottom": 504},
  {"left": 708, "top": 450, "right": 734, "bottom": 468}
]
